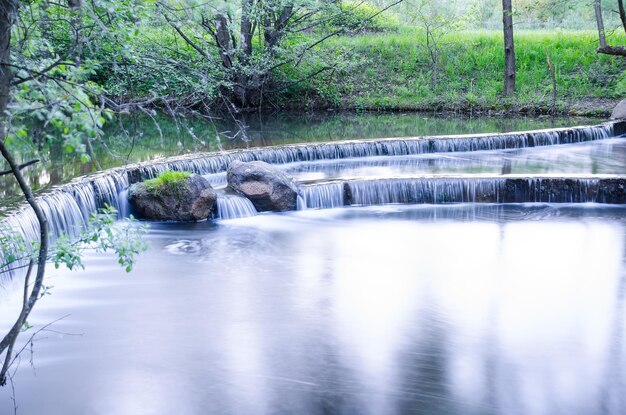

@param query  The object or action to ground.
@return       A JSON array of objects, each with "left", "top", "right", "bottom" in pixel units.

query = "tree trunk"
[
  {"left": 595, "top": 0, "right": 607, "bottom": 48},
  {"left": 618, "top": 0, "right": 626, "bottom": 34},
  {"left": 0, "top": 0, "right": 51, "bottom": 387},
  {"left": 215, "top": 13, "right": 233, "bottom": 69},
  {"left": 502, "top": 0, "right": 516, "bottom": 97},
  {"left": 264, "top": 3, "right": 293, "bottom": 52},
  {"left": 240, "top": 0, "right": 254, "bottom": 57},
  {"left": 68, "top": 0, "right": 84, "bottom": 63},
  {"left": 0, "top": 1, "right": 16, "bottom": 114}
]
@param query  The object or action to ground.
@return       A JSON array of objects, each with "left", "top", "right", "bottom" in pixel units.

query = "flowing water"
[
  {"left": 0, "top": 117, "right": 625, "bottom": 414},
  {"left": 1, "top": 205, "right": 626, "bottom": 415},
  {"left": 0, "top": 113, "right": 603, "bottom": 210}
]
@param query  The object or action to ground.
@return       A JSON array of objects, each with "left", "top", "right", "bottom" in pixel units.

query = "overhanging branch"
[{"left": 0, "top": 159, "right": 40, "bottom": 176}]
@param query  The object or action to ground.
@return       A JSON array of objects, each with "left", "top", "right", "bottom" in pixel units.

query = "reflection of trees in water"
[
  {"left": 395, "top": 293, "right": 457, "bottom": 415},
  {"left": 600, "top": 240, "right": 626, "bottom": 415},
  {"left": 49, "top": 140, "right": 64, "bottom": 186}
]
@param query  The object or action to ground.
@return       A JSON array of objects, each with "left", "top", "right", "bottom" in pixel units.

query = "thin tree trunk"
[
  {"left": 0, "top": 0, "right": 50, "bottom": 387},
  {"left": 215, "top": 13, "right": 233, "bottom": 69},
  {"left": 502, "top": 0, "right": 516, "bottom": 97},
  {"left": 240, "top": 0, "right": 254, "bottom": 57},
  {"left": 618, "top": 0, "right": 626, "bottom": 34},
  {"left": 595, "top": 0, "right": 607, "bottom": 48},
  {"left": 546, "top": 48, "right": 557, "bottom": 115},
  {"left": 0, "top": 1, "right": 16, "bottom": 113},
  {"left": 68, "top": 0, "right": 84, "bottom": 63}
]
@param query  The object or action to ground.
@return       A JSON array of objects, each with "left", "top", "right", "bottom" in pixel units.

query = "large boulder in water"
[
  {"left": 128, "top": 172, "right": 216, "bottom": 221},
  {"left": 611, "top": 99, "right": 626, "bottom": 119},
  {"left": 227, "top": 160, "right": 299, "bottom": 212}
]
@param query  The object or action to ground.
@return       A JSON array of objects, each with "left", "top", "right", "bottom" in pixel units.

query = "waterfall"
[
  {"left": 299, "top": 182, "right": 345, "bottom": 209},
  {"left": 91, "top": 172, "right": 129, "bottom": 214},
  {"left": 215, "top": 194, "right": 258, "bottom": 220},
  {"left": 0, "top": 122, "right": 623, "bottom": 280},
  {"left": 203, "top": 172, "right": 228, "bottom": 188},
  {"left": 298, "top": 176, "right": 626, "bottom": 209},
  {"left": 0, "top": 172, "right": 130, "bottom": 279},
  {"left": 128, "top": 123, "right": 616, "bottom": 181}
]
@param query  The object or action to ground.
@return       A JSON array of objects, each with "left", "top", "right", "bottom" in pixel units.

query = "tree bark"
[
  {"left": 618, "top": 0, "right": 626, "bottom": 34},
  {"left": 0, "top": 0, "right": 50, "bottom": 387},
  {"left": 597, "top": 45, "right": 626, "bottom": 57},
  {"left": 68, "top": 0, "right": 84, "bottom": 63},
  {"left": 0, "top": 1, "right": 16, "bottom": 113},
  {"left": 214, "top": 13, "right": 233, "bottom": 69},
  {"left": 240, "top": 0, "right": 254, "bottom": 57},
  {"left": 502, "top": 0, "right": 516, "bottom": 97},
  {"left": 595, "top": 0, "right": 607, "bottom": 48}
]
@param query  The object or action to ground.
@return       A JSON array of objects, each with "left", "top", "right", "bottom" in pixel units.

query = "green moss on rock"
[{"left": 144, "top": 171, "right": 191, "bottom": 194}]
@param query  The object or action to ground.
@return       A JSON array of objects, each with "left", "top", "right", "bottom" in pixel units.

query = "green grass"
[
  {"left": 144, "top": 171, "right": 191, "bottom": 194},
  {"left": 285, "top": 27, "right": 626, "bottom": 115}
]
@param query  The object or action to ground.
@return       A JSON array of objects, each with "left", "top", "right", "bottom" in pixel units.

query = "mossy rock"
[{"left": 128, "top": 172, "right": 216, "bottom": 221}]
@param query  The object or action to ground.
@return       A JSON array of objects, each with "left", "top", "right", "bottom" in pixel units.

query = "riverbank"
[
  {"left": 280, "top": 28, "right": 626, "bottom": 116},
  {"left": 103, "top": 23, "right": 626, "bottom": 117}
]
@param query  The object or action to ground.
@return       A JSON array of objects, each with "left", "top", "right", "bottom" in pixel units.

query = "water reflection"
[{"left": 1, "top": 205, "right": 625, "bottom": 414}]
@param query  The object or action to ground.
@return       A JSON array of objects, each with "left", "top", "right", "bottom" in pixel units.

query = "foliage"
[
  {"left": 0, "top": 206, "right": 149, "bottom": 276},
  {"left": 404, "top": 0, "right": 476, "bottom": 86},
  {"left": 5, "top": 0, "right": 150, "bottom": 163},
  {"left": 329, "top": 1, "right": 400, "bottom": 32},
  {"left": 375, "top": 0, "right": 624, "bottom": 30},
  {"left": 306, "top": 27, "right": 626, "bottom": 114},
  {"left": 143, "top": 170, "right": 191, "bottom": 194},
  {"left": 4, "top": 0, "right": 625, "bottom": 119}
]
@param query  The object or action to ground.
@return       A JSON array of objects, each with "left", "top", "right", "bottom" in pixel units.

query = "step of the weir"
[{"left": 299, "top": 175, "right": 626, "bottom": 208}]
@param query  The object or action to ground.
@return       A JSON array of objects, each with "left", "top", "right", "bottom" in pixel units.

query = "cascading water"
[
  {"left": 0, "top": 122, "right": 623, "bottom": 281},
  {"left": 299, "top": 182, "right": 346, "bottom": 209},
  {"left": 128, "top": 123, "right": 616, "bottom": 181},
  {"left": 215, "top": 194, "right": 258, "bottom": 220},
  {"left": 0, "top": 172, "right": 130, "bottom": 279},
  {"left": 2, "top": 120, "right": 626, "bottom": 415},
  {"left": 301, "top": 176, "right": 624, "bottom": 208}
]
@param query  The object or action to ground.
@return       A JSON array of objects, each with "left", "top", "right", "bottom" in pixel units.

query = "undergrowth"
[{"left": 281, "top": 27, "right": 626, "bottom": 115}]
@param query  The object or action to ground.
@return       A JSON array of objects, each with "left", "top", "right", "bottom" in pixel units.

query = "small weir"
[
  {"left": 129, "top": 123, "right": 617, "bottom": 181},
  {"left": 2, "top": 173, "right": 128, "bottom": 245},
  {"left": 0, "top": 121, "right": 624, "bottom": 279},
  {"left": 2, "top": 120, "right": 626, "bottom": 415}
]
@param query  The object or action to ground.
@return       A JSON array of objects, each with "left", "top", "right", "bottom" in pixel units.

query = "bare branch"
[{"left": 0, "top": 159, "right": 40, "bottom": 176}]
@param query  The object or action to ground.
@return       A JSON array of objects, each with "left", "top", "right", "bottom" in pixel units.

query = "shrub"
[{"left": 329, "top": 1, "right": 399, "bottom": 33}]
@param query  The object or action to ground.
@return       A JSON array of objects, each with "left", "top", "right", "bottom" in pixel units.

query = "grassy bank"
[{"left": 286, "top": 28, "right": 626, "bottom": 116}]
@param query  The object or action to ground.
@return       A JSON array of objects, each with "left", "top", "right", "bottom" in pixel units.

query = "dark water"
[
  {"left": 0, "top": 113, "right": 601, "bottom": 210},
  {"left": 0, "top": 204, "right": 625, "bottom": 415}
]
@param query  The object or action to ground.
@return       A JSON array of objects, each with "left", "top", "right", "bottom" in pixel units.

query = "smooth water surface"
[{"left": 1, "top": 204, "right": 625, "bottom": 415}]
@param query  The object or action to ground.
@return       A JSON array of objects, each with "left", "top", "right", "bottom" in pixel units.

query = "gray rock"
[
  {"left": 611, "top": 99, "right": 626, "bottom": 119},
  {"left": 227, "top": 161, "right": 299, "bottom": 212},
  {"left": 128, "top": 173, "right": 216, "bottom": 221}
]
